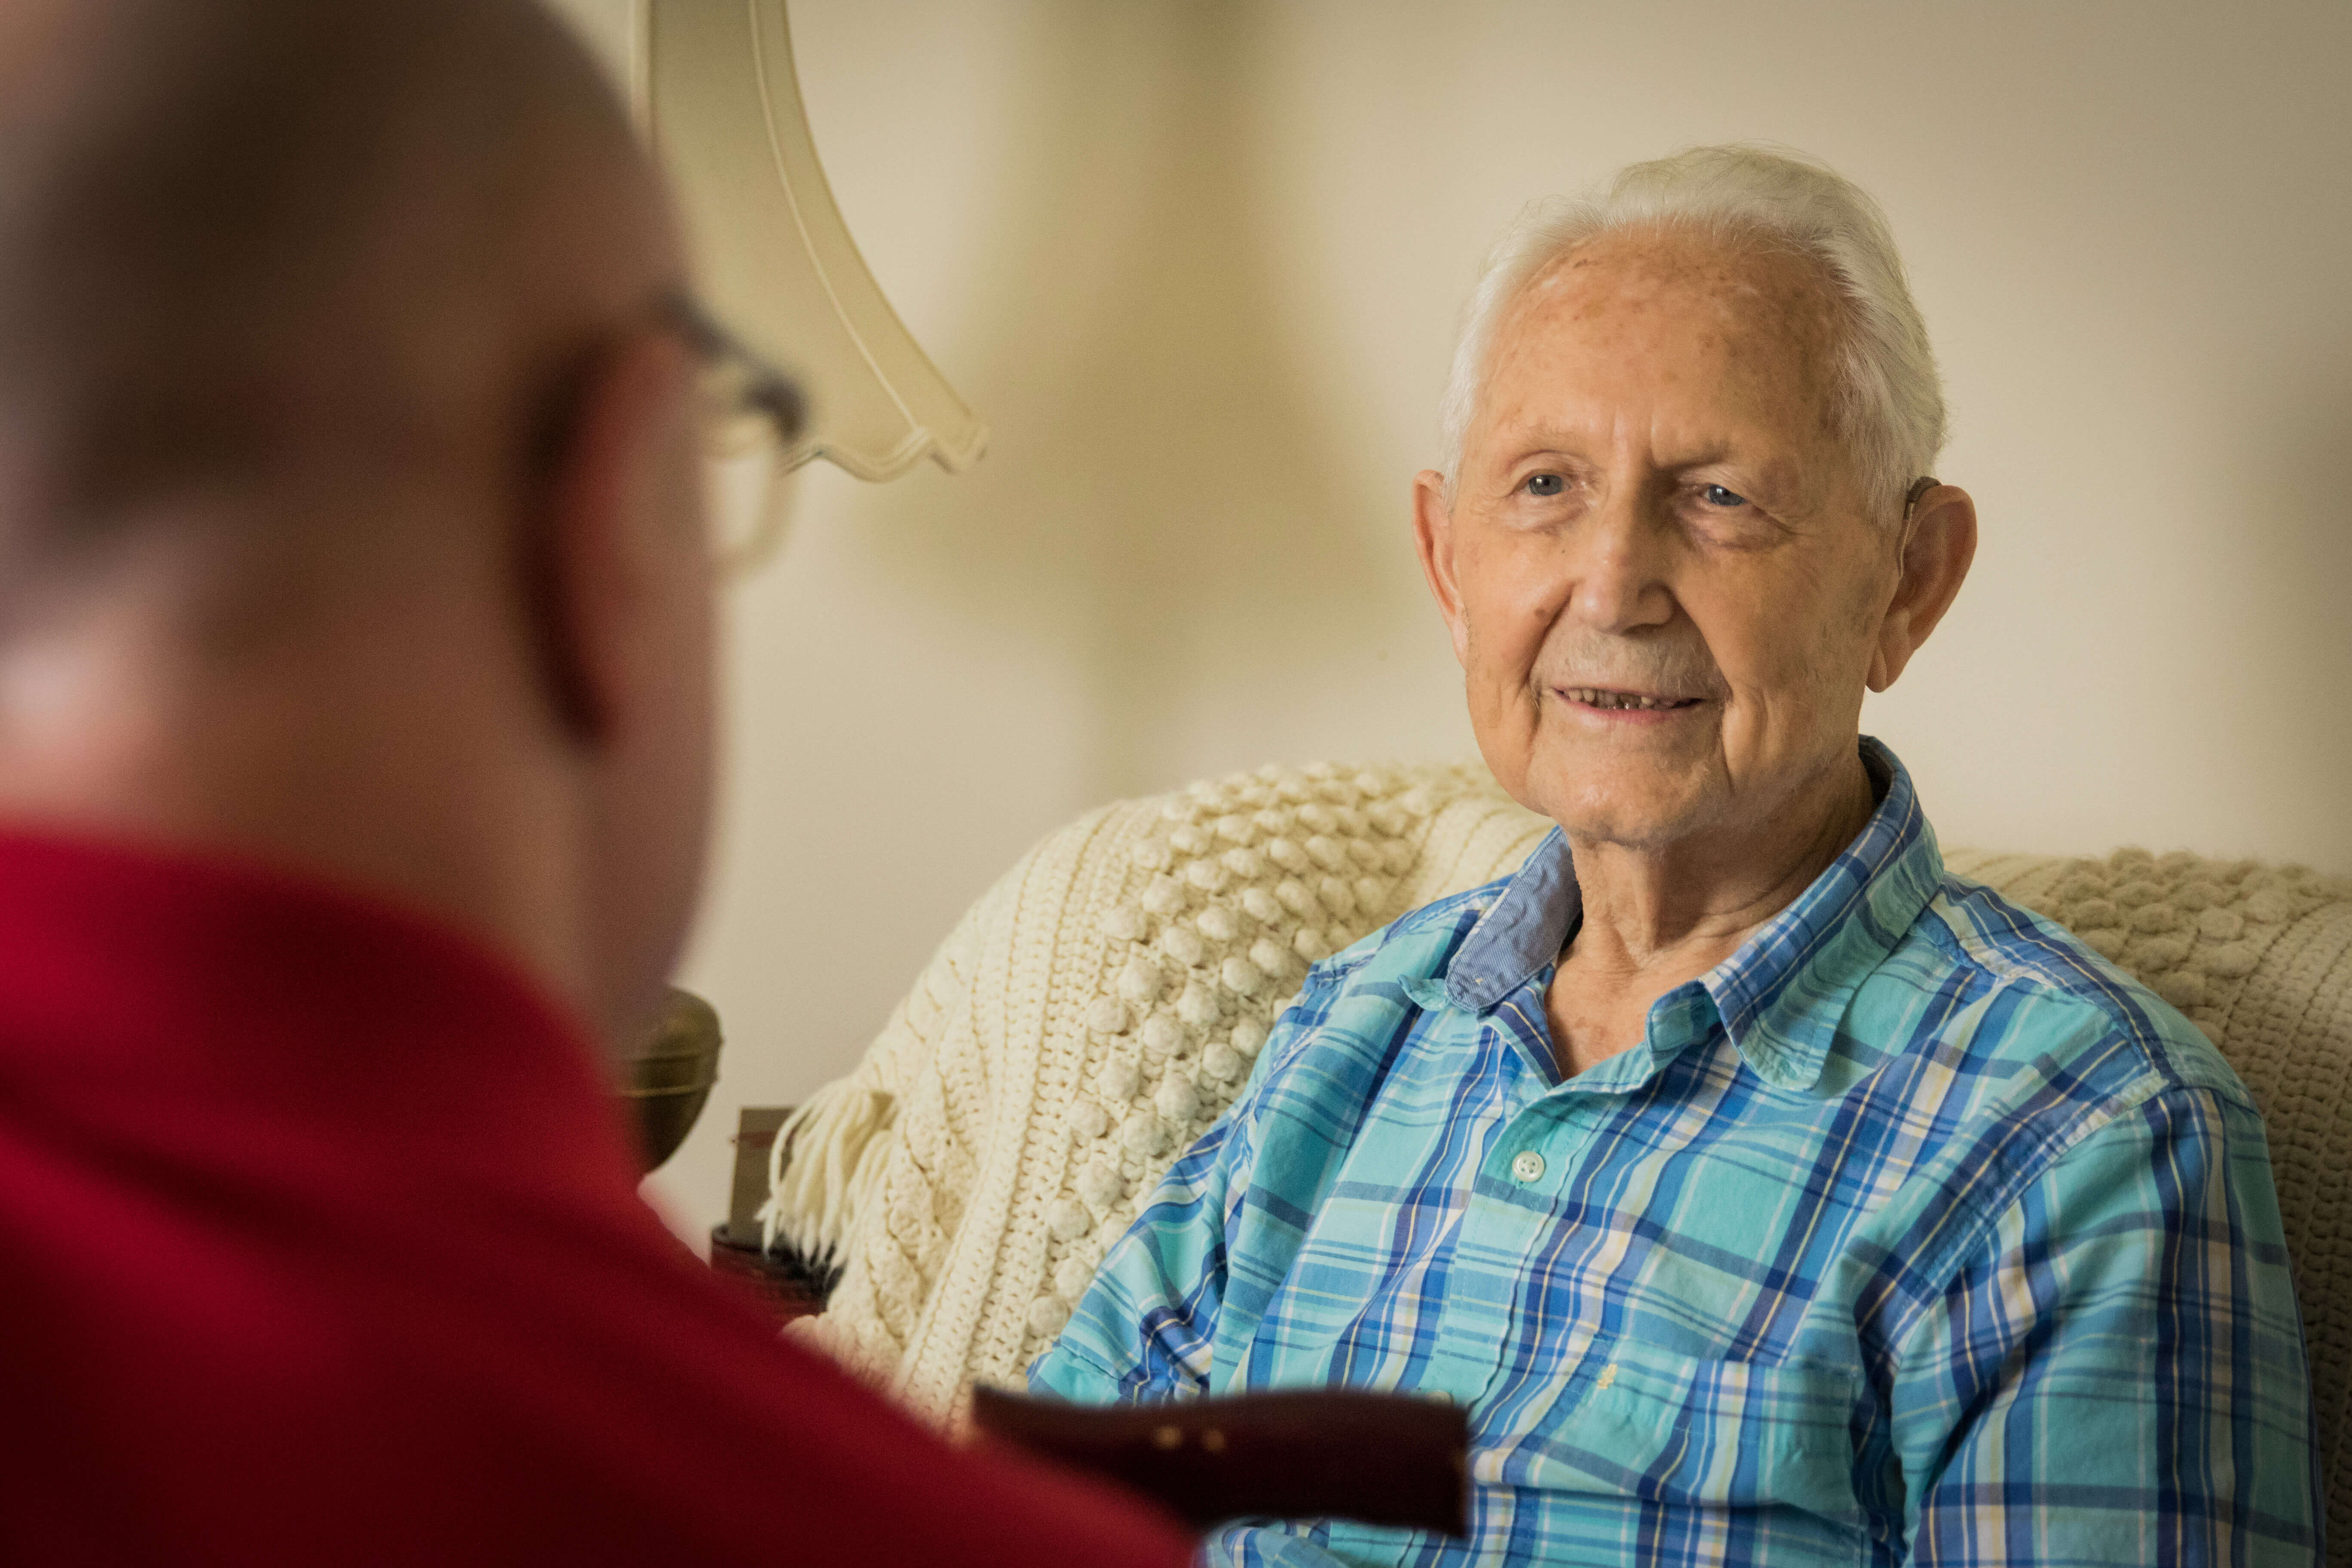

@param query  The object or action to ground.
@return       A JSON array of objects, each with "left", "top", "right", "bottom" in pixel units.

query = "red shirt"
[{"left": 0, "top": 830, "right": 1193, "bottom": 1565}]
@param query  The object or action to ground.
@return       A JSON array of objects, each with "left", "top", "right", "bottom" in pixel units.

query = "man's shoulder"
[
  {"left": 1308, "top": 878, "right": 1508, "bottom": 986},
  {"left": 1238, "top": 880, "right": 1509, "bottom": 1090},
  {"left": 1877, "top": 870, "right": 2254, "bottom": 1115}
]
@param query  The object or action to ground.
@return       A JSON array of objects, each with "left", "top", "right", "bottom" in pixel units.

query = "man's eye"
[
  {"left": 1701, "top": 484, "right": 1748, "bottom": 508},
  {"left": 1524, "top": 473, "right": 1564, "bottom": 497}
]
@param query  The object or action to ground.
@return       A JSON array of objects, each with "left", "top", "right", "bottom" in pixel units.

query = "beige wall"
[{"left": 548, "top": 0, "right": 2352, "bottom": 1241}]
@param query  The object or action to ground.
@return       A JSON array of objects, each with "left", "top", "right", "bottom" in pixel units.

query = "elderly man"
[
  {"left": 1032, "top": 147, "right": 2319, "bottom": 1563},
  {"left": 0, "top": 0, "right": 1194, "bottom": 1561}
]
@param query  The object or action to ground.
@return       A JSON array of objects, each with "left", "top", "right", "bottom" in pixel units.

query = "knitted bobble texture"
[
  {"left": 1943, "top": 846, "right": 2349, "bottom": 1044},
  {"left": 777, "top": 761, "right": 1550, "bottom": 1421},
  {"left": 1015, "top": 763, "right": 1525, "bottom": 1383}
]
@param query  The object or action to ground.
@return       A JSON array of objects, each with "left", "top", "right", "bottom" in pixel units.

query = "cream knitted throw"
[
  {"left": 770, "top": 765, "right": 2352, "bottom": 1551},
  {"left": 768, "top": 763, "right": 1550, "bottom": 1419}
]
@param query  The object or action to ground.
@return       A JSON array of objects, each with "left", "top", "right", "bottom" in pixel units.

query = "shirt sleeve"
[
  {"left": 1026, "top": 950, "right": 1369, "bottom": 1407},
  {"left": 1197, "top": 1523, "right": 1361, "bottom": 1568},
  {"left": 1893, "top": 1084, "right": 2320, "bottom": 1565},
  {"left": 1027, "top": 1111, "right": 1251, "bottom": 1404},
  {"left": 1027, "top": 1017, "right": 1297, "bottom": 1405}
]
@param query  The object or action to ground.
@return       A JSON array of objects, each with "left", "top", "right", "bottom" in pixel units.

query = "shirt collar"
[
  {"left": 1441, "top": 736, "right": 1943, "bottom": 1092},
  {"left": 0, "top": 824, "right": 632, "bottom": 1173}
]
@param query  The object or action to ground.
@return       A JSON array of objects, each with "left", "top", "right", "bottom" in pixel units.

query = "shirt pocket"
[{"left": 1503, "top": 1344, "right": 1868, "bottom": 1537}]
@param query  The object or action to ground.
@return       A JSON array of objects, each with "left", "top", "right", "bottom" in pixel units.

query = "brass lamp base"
[{"left": 616, "top": 987, "right": 723, "bottom": 1173}]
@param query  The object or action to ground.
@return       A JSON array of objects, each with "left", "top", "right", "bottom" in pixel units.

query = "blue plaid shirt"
[{"left": 1031, "top": 740, "right": 2319, "bottom": 1565}]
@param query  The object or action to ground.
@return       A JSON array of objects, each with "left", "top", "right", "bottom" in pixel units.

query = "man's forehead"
[
  {"left": 1515, "top": 229, "right": 1838, "bottom": 361},
  {"left": 1475, "top": 228, "right": 1844, "bottom": 455}
]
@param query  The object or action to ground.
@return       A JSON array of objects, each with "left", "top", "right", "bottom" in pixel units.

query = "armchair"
[{"left": 756, "top": 760, "right": 2351, "bottom": 1549}]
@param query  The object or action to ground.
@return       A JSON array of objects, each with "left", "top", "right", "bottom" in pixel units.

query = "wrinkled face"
[{"left": 1418, "top": 230, "right": 1900, "bottom": 851}]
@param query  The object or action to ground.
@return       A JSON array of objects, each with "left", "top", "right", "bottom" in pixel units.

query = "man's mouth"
[{"left": 1560, "top": 686, "right": 1702, "bottom": 712}]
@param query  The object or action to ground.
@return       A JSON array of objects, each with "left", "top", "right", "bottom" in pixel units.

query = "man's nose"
[{"left": 1565, "top": 485, "right": 1675, "bottom": 634}]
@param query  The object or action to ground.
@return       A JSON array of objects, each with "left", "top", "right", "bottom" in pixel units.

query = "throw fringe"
[{"left": 761, "top": 1084, "right": 897, "bottom": 1267}]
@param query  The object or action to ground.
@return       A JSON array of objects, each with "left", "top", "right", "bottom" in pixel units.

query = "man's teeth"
[{"left": 1568, "top": 688, "right": 1692, "bottom": 711}]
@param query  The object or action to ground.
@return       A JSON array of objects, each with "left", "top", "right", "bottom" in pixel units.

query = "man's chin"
[
  {"left": 1552, "top": 810, "right": 1712, "bottom": 854},
  {"left": 1517, "top": 756, "right": 1720, "bottom": 852}
]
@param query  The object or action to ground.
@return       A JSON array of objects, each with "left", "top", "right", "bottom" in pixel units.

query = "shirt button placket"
[{"left": 1510, "top": 1149, "right": 1546, "bottom": 1184}]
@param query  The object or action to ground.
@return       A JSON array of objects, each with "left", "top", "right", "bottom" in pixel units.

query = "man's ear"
[
  {"left": 1412, "top": 469, "right": 1471, "bottom": 667},
  {"left": 1867, "top": 484, "right": 1977, "bottom": 692},
  {"left": 525, "top": 329, "right": 699, "bottom": 746}
]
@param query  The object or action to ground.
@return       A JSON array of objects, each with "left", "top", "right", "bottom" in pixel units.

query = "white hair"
[{"left": 1437, "top": 144, "right": 1946, "bottom": 521}]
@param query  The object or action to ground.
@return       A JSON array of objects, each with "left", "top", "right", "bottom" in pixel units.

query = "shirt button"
[{"left": 1510, "top": 1150, "right": 1546, "bottom": 1183}]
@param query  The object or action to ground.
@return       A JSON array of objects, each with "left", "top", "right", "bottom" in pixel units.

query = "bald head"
[
  {"left": 0, "top": 0, "right": 670, "bottom": 551},
  {"left": 0, "top": 0, "right": 726, "bottom": 1045}
]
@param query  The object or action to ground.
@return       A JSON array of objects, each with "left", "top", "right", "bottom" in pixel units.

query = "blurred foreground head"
[{"left": 0, "top": 0, "right": 719, "bottom": 1041}]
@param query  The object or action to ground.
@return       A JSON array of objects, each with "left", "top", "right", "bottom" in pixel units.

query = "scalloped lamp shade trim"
[{"left": 637, "top": 0, "right": 987, "bottom": 483}]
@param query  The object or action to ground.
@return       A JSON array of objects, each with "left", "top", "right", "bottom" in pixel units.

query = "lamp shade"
[{"left": 636, "top": 0, "right": 986, "bottom": 482}]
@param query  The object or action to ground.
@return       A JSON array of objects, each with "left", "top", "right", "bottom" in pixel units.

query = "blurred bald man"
[{"left": 0, "top": 1, "right": 1190, "bottom": 1562}]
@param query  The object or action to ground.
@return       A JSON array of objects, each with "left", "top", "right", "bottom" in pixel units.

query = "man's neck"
[
  {"left": 0, "top": 540, "right": 600, "bottom": 1038},
  {"left": 1545, "top": 749, "right": 1876, "bottom": 1077}
]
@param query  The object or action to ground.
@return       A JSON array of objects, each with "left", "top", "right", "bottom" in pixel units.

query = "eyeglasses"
[{"left": 660, "top": 291, "right": 807, "bottom": 576}]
